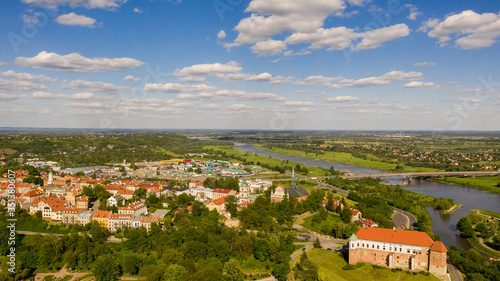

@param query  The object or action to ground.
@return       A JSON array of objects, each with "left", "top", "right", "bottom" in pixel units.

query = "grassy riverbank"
[
  {"left": 432, "top": 176, "right": 500, "bottom": 194},
  {"left": 253, "top": 144, "right": 439, "bottom": 173}
]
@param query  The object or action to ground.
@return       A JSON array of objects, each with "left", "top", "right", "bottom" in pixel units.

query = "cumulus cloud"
[
  {"left": 217, "top": 30, "right": 226, "bottom": 39},
  {"left": 414, "top": 62, "right": 436, "bottom": 66},
  {"left": 0, "top": 78, "right": 47, "bottom": 92},
  {"left": 286, "top": 26, "right": 358, "bottom": 50},
  {"left": 0, "top": 93, "right": 21, "bottom": 100},
  {"left": 244, "top": 72, "right": 273, "bottom": 82},
  {"left": 405, "top": 4, "right": 422, "bottom": 21},
  {"left": 124, "top": 75, "right": 140, "bottom": 82},
  {"left": 420, "top": 10, "right": 500, "bottom": 49},
  {"left": 33, "top": 91, "right": 57, "bottom": 99},
  {"left": 14, "top": 51, "right": 145, "bottom": 73},
  {"left": 21, "top": 0, "right": 127, "bottom": 10},
  {"left": 173, "top": 61, "right": 242, "bottom": 82},
  {"left": 70, "top": 92, "right": 95, "bottom": 100},
  {"left": 341, "top": 70, "right": 422, "bottom": 87},
  {"left": 227, "top": 0, "right": 407, "bottom": 55},
  {"left": 61, "top": 79, "right": 131, "bottom": 94},
  {"left": 1, "top": 70, "right": 57, "bottom": 82},
  {"left": 56, "top": 13, "right": 97, "bottom": 27},
  {"left": 356, "top": 24, "right": 410, "bottom": 50},
  {"left": 133, "top": 8, "right": 143, "bottom": 13},
  {"left": 250, "top": 39, "right": 287, "bottom": 55},
  {"left": 229, "top": 104, "right": 256, "bottom": 110},
  {"left": 144, "top": 83, "right": 218, "bottom": 93},
  {"left": 284, "top": 101, "right": 314, "bottom": 106},
  {"left": 304, "top": 75, "right": 342, "bottom": 84},
  {"left": 325, "top": 96, "right": 359, "bottom": 102}
]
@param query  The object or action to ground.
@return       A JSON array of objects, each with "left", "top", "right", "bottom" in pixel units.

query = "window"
[
  {"left": 400, "top": 248, "right": 402, "bottom": 252},
  {"left": 372, "top": 245, "right": 374, "bottom": 249},
  {"left": 407, "top": 249, "right": 410, "bottom": 253},
  {"left": 362, "top": 243, "right": 364, "bottom": 247},
  {"left": 377, "top": 245, "right": 379, "bottom": 249},
  {"left": 351, "top": 244, "right": 354, "bottom": 248},
  {"left": 383, "top": 246, "right": 386, "bottom": 250},
  {"left": 390, "top": 247, "right": 392, "bottom": 251},
  {"left": 357, "top": 243, "right": 359, "bottom": 247}
]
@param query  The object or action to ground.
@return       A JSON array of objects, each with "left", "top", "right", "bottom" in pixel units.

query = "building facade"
[{"left": 349, "top": 227, "right": 447, "bottom": 276}]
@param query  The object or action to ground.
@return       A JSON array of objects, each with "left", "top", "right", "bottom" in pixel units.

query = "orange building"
[{"left": 348, "top": 227, "right": 447, "bottom": 276}]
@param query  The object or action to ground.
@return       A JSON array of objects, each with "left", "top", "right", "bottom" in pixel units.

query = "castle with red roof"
[{"left": 349, "top": 227, "right": 447, "bottom": 276}]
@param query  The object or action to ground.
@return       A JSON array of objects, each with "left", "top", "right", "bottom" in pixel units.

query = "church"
[{"left": 271, "top": 169, "right": 309, "bottom": 202}]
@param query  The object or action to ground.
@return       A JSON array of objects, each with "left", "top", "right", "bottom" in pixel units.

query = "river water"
[{"left": 232, "top": 142, "right": 500, "bottom": 253}]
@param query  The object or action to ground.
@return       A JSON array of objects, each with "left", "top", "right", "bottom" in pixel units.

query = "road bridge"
[{"left": 341, "top": 171, "right": 500, "bottom": 179}]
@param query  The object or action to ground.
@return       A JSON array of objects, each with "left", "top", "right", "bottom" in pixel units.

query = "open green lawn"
[
  {"left": 202, "top": 145, "right": 328, "bottom": 176},
  {"left": 302, "top": 212, "right": 343, "bottom": 234},
  {"left": 254, "top": 145, "right": 439, "bottom": 173},
  {"left": 433, "top": 176, "right": 500, "bottom": 194},
  {"left": 293, "top": 249, "right": 440, "bottom": 281}
]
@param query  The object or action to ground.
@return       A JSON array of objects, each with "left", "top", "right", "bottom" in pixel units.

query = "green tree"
[
  {"left": 164, "top": 264, "right": 187, "bottom": 281},
  {"left": 123, "top": 254, "right": 141, "bottom": 275},
  {"left": 223, "top": 259, "right": 245, "bottom": 281},
  {"left": 92, "top": 255, "right": 121, "bottom": 281},
  {"left": 313, "top": 237, "right": 321, "bottom": 248},
  {"left": 341, "top": 209, "right": 352, "bottom": 224},
  {"left": 272, "top": 262, "right": 290, "bottom": 281},
  {"left": 225, "top": 195, "right": 238, "bottom": 218}
]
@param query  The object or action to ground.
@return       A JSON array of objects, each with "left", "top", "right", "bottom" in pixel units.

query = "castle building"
[{"left": 348, "top": 227, "right": 447, "bottom": 276}]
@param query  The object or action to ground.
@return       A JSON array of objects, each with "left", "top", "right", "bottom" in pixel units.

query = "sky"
[{"left": 1, "top": 0, "right": 500, "bottom": 131}]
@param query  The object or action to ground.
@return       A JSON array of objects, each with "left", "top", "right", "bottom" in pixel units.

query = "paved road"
[
  {"left": 393, "top": 207, "right": 417, "bottom": 230},
  {"left": 448, "top": 263, "right": 463, "bottom": 281}
]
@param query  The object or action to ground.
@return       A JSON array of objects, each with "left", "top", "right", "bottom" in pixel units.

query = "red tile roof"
[
  {"left": 208, "top": 196, "right": 227, "bottom": 206},
  {"left": 354, "top": 227, "right": 435, "bottom": 247},
  {"left": 213, "top": 188, "right": 233, "bottom": 194},
  {"left": 93, "top": 210, "right": 111, "bottom": 219},
  {"left": 430, "top": 241, "right": 447, "bottom": 252}
]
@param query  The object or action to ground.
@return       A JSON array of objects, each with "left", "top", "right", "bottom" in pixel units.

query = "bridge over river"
[{"left": 342, "top": 171, "right": 500, "bottom": 179}]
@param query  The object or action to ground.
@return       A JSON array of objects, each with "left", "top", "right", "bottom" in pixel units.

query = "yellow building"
[{"left": 92, "top": 210, "right": 111, "bottom": 229}]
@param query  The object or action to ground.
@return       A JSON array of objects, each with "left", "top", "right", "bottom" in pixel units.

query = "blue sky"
[{"left": 1, "top": 0, "right": 500, "bottom": 131}]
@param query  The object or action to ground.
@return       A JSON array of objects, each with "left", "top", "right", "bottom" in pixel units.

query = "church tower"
[{"left": 239, "top": 177, "right": 250, "bottom": 203}]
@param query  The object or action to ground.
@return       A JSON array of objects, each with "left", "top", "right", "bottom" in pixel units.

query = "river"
[{"left": 232, "top": 142, "right": 500, "bottom": 253}]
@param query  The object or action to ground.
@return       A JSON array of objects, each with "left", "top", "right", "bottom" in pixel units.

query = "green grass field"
[
  {"left": 478, "top": 209, "right": 500, "bottom": 219},
  {"left": 254, "top": 145, "right": 439, "bottom": 173},
  {"left": 293, "top": 248, "right": 440, "bottom": 281},
  {"left": 301, "top": 212, "right": 343, "bottom": 234},
  {"left": 433, "top": 176, "right": 500, "bottom": 194}
]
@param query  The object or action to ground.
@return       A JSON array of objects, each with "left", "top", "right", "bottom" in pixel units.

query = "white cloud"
[
  {"left": 0, "top": 62, "right": 7, "bottom": 67},
  {"left": 458, "top": 97, "right": 481, "bottom": 103},
  {"left": 414, "top": 62, "right": 436, "bottom": 66},
  {"left": 356, "top": 24, "right": 410, "bottom": 50},
  {"left": 144, "top": 83, "right": 218, "bottom": 93},
  {"left": 286, "top": 26, "right": 358, "bottom": 50},
  {"left": 217, "top": 30, "right": 227, "bottom": 39},
  {"left": 420, "top": 10, "right": 500, "bottom": 49},
  {"left": 0, "top": 78, "right": 47, "bottom": 92},
  {"left": 173, "top": 61, "right": 242, "bottom": 82},
  {"left": 61, "top": 79, "right": 131, "bottom": 94},
  {"left": 284, "top": 101, "right": 314, "bottom": 106},
  {"left": 325, "top": 96, "right": 359, "bottom": 102},
  {"left": 133, "top": 8, "right": 143, "bottom": 13},
  {"left": 405, "top": 4, "right": 422, "bottom": 21},
  {"left": 21, "top": 0, "right": 127, "bottom": 10},
  {"left": 402, "top": 81, "right": 437, "bottom": 88},
  {"left": 229, "top": 104, "right": 256, "bottom": 110},
  {"left": 124, "top": 75, "right": 140, "bottom": 82},
  {"left": 341, "top": 70, "right": 422, "bottom": 87},
  {"left": 65, "top": 102, "right": 111, "bottom": 109},
  {"left": 228, "top": 0, "right": 406, "bottom": 55},
  {"left": 70, "top": 92, "right": 95, "bottom": 100},
  {"left": 56, "top": 13, "right": 97, "bottom": 27},
  {"left": 304, "top": 75, "right": 342, "bottom": 84},
  {"left": 0, "top": 93, "right": 21, "bottom": 100},
  {"left": 232, "top": 0, "right": 346, "bottom": 45},
  {"left": 1, "top": 70, "right": 57, "bottom": 82},
  {"left": 244, "top": 72, "right": 273, "bottom": 82},
  {"left": 15, "top": 51, "right": 145, "bottom": 73},
  {"left": 33, "top": 91, "right": 57, "bottom": 99},
  {"left": 283, "top": 50, "right": 311, "bottom": 56},
  {"left": 250, "top": 39, "right": 287, "bottom": 55}
]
